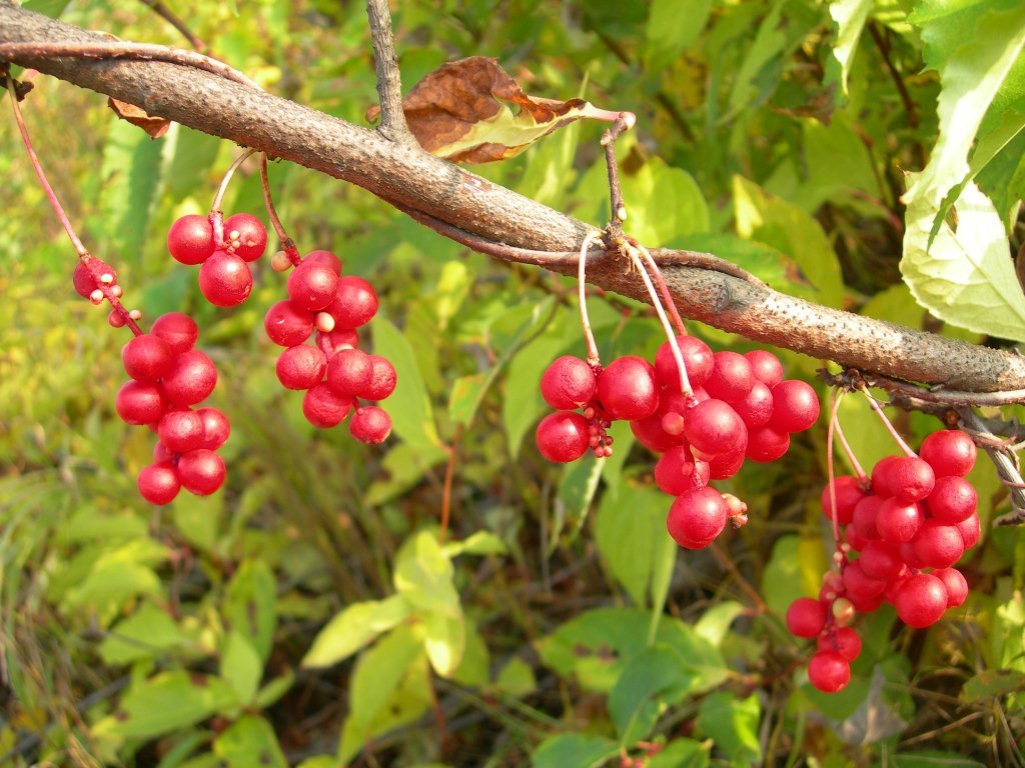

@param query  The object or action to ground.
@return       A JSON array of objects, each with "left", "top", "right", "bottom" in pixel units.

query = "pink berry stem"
[
  {"left": 210, "top": 147, "right": 259, "bottom": 241},
  {"left": 860, "top": 386, "right": 916, "bottom": 457},
  {"left": 577, "top": 230, "right": 603, "bottom": 367},
  {"left": 832, "top": 413, "right": 868, "bottom": 483},
  {"left": 634, "top": 242, "right": 687, "bottom": 338},
  {"left": 825, "top": 390, "right": 845, "bottom": 553},
  {"left": 628, "top": 243, "right": 693, "bottom": 398},
  {"left": 5, "top": 70, "right": 142, "bottom": 335},
  {"left": 259, "top": 153, "right": 303, "bottom": 266}
]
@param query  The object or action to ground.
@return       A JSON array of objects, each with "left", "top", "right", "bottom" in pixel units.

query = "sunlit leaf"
[{"left": 301, "top": 594, "right": 411, "bottom": 669}]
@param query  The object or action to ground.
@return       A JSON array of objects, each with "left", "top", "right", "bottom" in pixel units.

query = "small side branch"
[
  {"left": 365, "top": 0, "right": 417, "bottom": 147},
  {"left": 135, "top": 0, "right": 208, "bottom": 53}
]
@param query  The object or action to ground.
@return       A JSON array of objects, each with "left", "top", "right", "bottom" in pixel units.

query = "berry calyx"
[{"left": 222, "top": 213, "right": 267, "bottom": 261}]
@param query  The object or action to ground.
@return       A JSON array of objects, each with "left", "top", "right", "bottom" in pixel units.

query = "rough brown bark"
[{"left": 2, "top": 2, "right": 1025, "bottom": 393}]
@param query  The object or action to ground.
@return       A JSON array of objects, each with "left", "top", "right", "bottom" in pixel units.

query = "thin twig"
[
  {"left": 259, "top": 154, "right": 302, "bottom": 265},
  {"left": 364, "top": 0, "right": 417, "bottom": 147},
  {"left": 438, "top": 425, "right": 462, "bottom": 545},
  {"left": 825, "top": 390, "right": 845, "bottom": 552},
  {"left": 957, "top": 407, "right": 1025, "bottom": 526},
  {"left": 631, "top": 243, "right": 692, "bottom": 397},
  {"left": 0, "top": 41, "right": 260, "bottom": 90},
  {"left": 823, "top": 368, "right": 1025, "bottom": 408},
  {"left": 599, "top": 112, "right": 635, "bottom": 237},
  {"left": 860, "top": 385, "right": 915, "bottom": 457},
  {"left": 866, "top": 22, "right": 918, "bottom": 129},
  {"left": 135, "top": 0, "right": 208, "bottom": 53}
]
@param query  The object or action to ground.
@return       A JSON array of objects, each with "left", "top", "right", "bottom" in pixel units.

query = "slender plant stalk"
[
  {"left": 577, "top": 230, "right": 603, "bottom": 367},
  {"left": 861, "top": 386, "right": 915, "bottom": 457},
  {"left": 259, "top": 154, "right": 302, "bottom": 265}
]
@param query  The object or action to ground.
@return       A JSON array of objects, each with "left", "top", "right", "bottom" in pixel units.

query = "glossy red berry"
[
  {"left": 743, "top": 349, "right": 784, "bottom": 388},
  {"left": 596, "top": 356, "right": 659, "bottom": 421},
  {"left": 768, "top": 380, "right": 819, "bottom": 433},
  {"left": 287, "top": 261, "right": 340, "bottom": 311},
  {"left": 870, "top": 455, "right": 900, "bottom": 498},
  {"left": 160, "top": 350, "right": 218, "bottom": 406},
  {"left": 327, "top": 276, "right": 379, "bottom": 327},
  {"left": 955, "top": 512, "right": 981, "bottom": 549},
  {"left": 912, "top": 519, "right": 965, "bottom": 569},
  {"left": 73, "top": 258, "right": 117, "bottom": 298},
  {"left": 199, "top": 250, "right": 253, "bottom": 307},
  {"left": 842, "top": 561, "right": 886, "bottom": 602},
  {"left": 177, "top": 449, "right": 226, "bottom": 496},
  {"left": 920, "top": 430, "right": 976, "bottom": 477},
  {"left": 540, "top": 356, "right": 597, "bottom": 411},
  {"left": 535, "top": 411, "right": 590, "bottom": 463},
  {"left": 704, "top": 351, "right": 755, "bottom": 402},
  {"left": 303, "top": 249, "right": 343, "bottom": 274},
  {"left": 785, "top": 597, "right": 827, "bottom": 638},
  {"left": 302, "top": 383, "right": 353, "bottom": 428},
  {"left": 666, "top": 486, "right": 729, "bottom": 549},
  {"left": 276, "top": 345, "right": 327, "bottom": 390},
  {"left": 196, "top": 407, "right": 230, "bottom": 450},
  {"left": 363, "top": 355, "right": 397, "bottom": 401},
  {"left": 150, "top": 312, "right": 198, "bottom": 355},
  {"left": 858, "top": 540, "right": 903, "bottom": 581},
  {"left": 927, "top": 476, "right": 978, "bottom": 523},
  {"left": 707, "top": 448, "right": 746, "bottom": 480},
  {"left": 654, "top": 335, "right": 714, "bottom": 389},
  {"left": 732, "top": 381, "right": 774, "bottom": 429},
  {"left": 327, "top": 347, "right": 374, "bottom": 396},
  {"left": 167, "top": 214, "right": 215, "bottom": 265},
  {"left": 115, "top": 380, "right": 166, "bottom": 425},
  {"left": 933, "top": 567, "right": 969, "bottom": 608},
  {"left": 157, "top": 409, "right": 206, "bottom": 453},
  {"left": 744, "top": 426, "right": 788, "bottom": 463},
  {"left": 808, "top": 651, "right": 851, "bottom": 693},
  {"left": 893, "top": 573, "right": 948, "bottom": 628},
  {"left": 653, "top": 446, "right": 709, "bottom": 496},
  {"left": 137, "top": 463, "right": 181, "bottom": 505},
  {"left": 349, "top": 406, "right": 392, "bottom": 444},
  {"left": 817, "top": 627, "right": 862, "bottom": 662},
  {"left": 222, "top": 213, "right": 267, "bottom": 261},
  {"left": 887, "top": 456, "right": 935, "bottom": 503},
  {"left": 122, "top": 334, "right": 173, "bottom": 383},
  {"left": 875, "top": 498, "right": 924, "bottom": 544},
  {"left": 851, "top": 494, "right": 883, "bottom": 540},
  {"left": 683, "top": 399, "right": 746, "bottom": 458},
  {"left": 265, "top": 300, "right": 315, "bottom": 347},
  {"left": 820, "top": 475, "right": 865, "bottom": 526}
]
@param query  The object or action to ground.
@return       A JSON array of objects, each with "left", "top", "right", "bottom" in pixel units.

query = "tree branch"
[
  {"left": 364, "top": 0, "right": 417, "bottom": 147},
  {"left": 3, "top": 3, "right": 1025, "bottom": 393}
]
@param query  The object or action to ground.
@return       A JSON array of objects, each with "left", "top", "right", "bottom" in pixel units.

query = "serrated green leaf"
[
  {"left": 829, "top": 0, "right": 873, "bottom": 95},
  {"left": 371, "top": 318, "right": 441, "bottom": 449},
  {"left": 645, "top": 0, "right": 713, "bottom": 72},
  {"left": 166, "top": 126, "right": 221, "bottom": 202},
  {"left": 902, "top": 181, "right": 1025, "bottom": 340},
  {"left": 620, "top": 155, "right": 710, "bottom": 246},
  {"left": 531, "top": 734, "right": 618, "bottom": 768},
  {"left": 337, "top": 626, "right": 431, "bottom": 764},
  {"left": 220, "top": 631, "right": 262, "bottom": 706},
  {"left": 213, "top": 715, "right": 288, "bottom": 768},
  {"left": 301, "top": 594, "right": 411, "bottom": 669}
]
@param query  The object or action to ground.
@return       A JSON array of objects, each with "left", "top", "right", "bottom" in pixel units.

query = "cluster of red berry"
[
  {"left": 265, "top": 250, "right": 395, "bottom": 444},
  {"left": 790, "top": 429, "right": 978, "bottom": 693},
  {"left": 535, "top": 335, "right": 819, "bottom": 548},
  {"left": 166, "top": 212, "right": 268, "bottom": 306}
]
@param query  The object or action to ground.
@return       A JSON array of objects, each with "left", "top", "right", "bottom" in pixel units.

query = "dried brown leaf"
[{"left": 108, "top": 97, "right": 170, "bottom": 139}]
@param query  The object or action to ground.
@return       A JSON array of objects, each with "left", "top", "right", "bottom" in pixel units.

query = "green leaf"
[
  {"left": 619, "top": 155, "right": 710, "bottom": 246},
  {"left": 723, "top": 0, "right": 790, "bottom": 120},
  {"left": 371, "top": 318, "right": 441, "bottom": 449},
  {"left": 448, "top": 372, "right": 487, "bottom": 427},
  {"left": 732, "top": 175, "right": 845, "bottom": 308},
  {"left": 423, "top": 608, "right": 466, "bottom": 678},
  {"left": 213, "top": 715, "right": 288, "bottom": 768},
  {"left": 301, "top": 594, "right": 411, "bottom": 669},
  {"left": 648, "top": 739, "right": 710, "bottom": 768},
  {"left": 901, "top": 181, "right": 1025, "bottom": 341},
  {"left": 337, "top": 626, "right": 432, "bottom": 765},
  {"left": 99, "top": 601, "right": 191, "bottom": 665},
  {"left": 451, "top": 618, "right": 489, "bottom": 687},
  {"left": 962, "top": 669, "right": 1025, "bottom": 702},
  {"left": 433, "top": 259, "right": 472, "bottom": 331},
  {"left": 97, "top": 118, "right": 163, "bottom": 260},
  {"left": 645, "top": 0, "right": 713, "bottom": 72},
  {"left": 224, "top": 560, "right": 277, "bottom": 664},
  {"left": 254, "top": 671, "right": 295, "bottom": 710},
  {"left": 494, "top": 656, "right": 537, "bottom": 698},
  {"left": 97, "top": 672, "right": 237, "bottom": 739},
  {"left": 220, "top": 631, "right": 263, "bottom": 706},
  {"left": 517, "top": 109, "right": 581, "bottom": 209},
  {"left": 166, "top": 126, "right": 222, "bottom": 201},
  {"left": 677, "top": 234, "right": 811, "bottom": 296},
  {"left": 22, "top": 0, "right": 71, "bottom": 17},
  {"left": 608, "top": 645, "right": 697, "bottom": 744},
  {"left": 595, "top": 484, "right": 675, "bottom": 607},
  {"left": 550, "top": 452, "right": 604, "bottom": 552},
  {"left": 171, "top": 490, "right": 223, "bottom": 555},
  {"left": 694, "top": 601, "right": 744, "bottom": 648},
  {"left": 443, "top": 530, "right": 508, "bottom": 557},
  {"left": 695, "top": 692, "right": 761, "bottom": 767},
  {"left": 365, "top": 441, "right": 449, "bottom": 506},
  {"left": 394, "top": 531, "right": 460, "bottom": 616},
  {"left": 828, "top": 0, "right": 874, "bottom": 95},
  {"left": 892, "top": 752, "right": 987, "bottom": 768},
  {"left": 531, "top": 734, "right": 618, "bottom": 768}
]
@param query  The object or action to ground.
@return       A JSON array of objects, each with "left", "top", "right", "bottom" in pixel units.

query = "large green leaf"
[
  {"left": 97, "top": 118, "right": 163, "bottom": 260},
  {"left": 95, "top": 672, "right": 237, "bottom": 740},
  {"left": 224, "top": 560, "right": 277, "bottom": 664},
  {"left": 214, "top": 716, "right": 288, "bottom": 768},
  {"left": 220, "top": 631, "right": 263, "bottom": 706},
  {"left": 695, "top": 692, "right": 762, "bottom": 767},
  {"left": 608, "top": 645, "right": 697, "bottom": 745},
  {"left": 620, "top": 155, "right": 710, "bottom": 247},
  {"left": 828, "top": 0, "right": 874, "bottom": 95},
  {"left": 301, "top": 594, "right": 411, "bottom": 669},
  {"left": 371, "top": 318, "right": 441, "bottom": 449},
  {"left": 531, "top": 735, "right": 619, "bottom": 768},
  {"left": 645, "top": 0, "right": 713, "bottom": 72}
]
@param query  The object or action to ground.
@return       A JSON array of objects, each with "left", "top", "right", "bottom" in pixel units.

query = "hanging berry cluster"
[
  {"left": 791, "top": 426, "right": 979, "bottom": 694},
  {"left": 167, "top": 211, "right": 267, "bottom": 306}
]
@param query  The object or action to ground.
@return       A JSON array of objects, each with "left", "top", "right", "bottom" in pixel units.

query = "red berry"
[
  {"left": 704, "top": 351, "right": 755, "bottom": 402},
  {"left": 653, "top": 446, "right": 709, "bottom": 496},
  {"left": 911, "top": 519, "right": 965, "bottom": 569},
  {"left": 167, "top": 215, "right": 215, "bottom": 265},
  {"left": 654, "top": 335, "right": 714, "bottom": 389},
  {"left": 892, "top": 573, "right": 948, "bottom": 628},
  {"left": 349, "top": 406, "right": 392, "bottom": 444},
  {"left": 196, "top": 407, "right": 230, "bottom": 450},
  {"left": 160, "top": 349, "right": 218, "bottom": 406},
  {"left": 287, "top": 261, "right": 340, "bottom": 311},
  {"left": 744, "top": 426, "right": 788, "bottom": 463},
  {"left": 326, "top": 347, "right": 373, "bottom": 396},
  {"left": 876, "top": 498, "right": 924, "bottom": 544},
  {"left": 666, "top": 487, "right": 728, "bottom": 549},
  {"left": 327, "top": 276, "right": 379, "bottom": 327},
  {"left": 707, "top": 449, "right": 746, "bottom": 480},
  {"left": 122, "top": 334, "right": 173, "bottom": 383},
  {"left": 858, "top": 540, "right": 903, "bottom": 581},
  {"left": 955, "top": 512, "right": 981, "bottom": 549},
  {"left": 932, "top": 567, "right": 969, "bottom": 608},
  {"left": 265, "top": 300, "right": 315, "bottom": 347},
  {"left": 540, "top": 356, "right": 597, "bottom": 411},
  {"left": 683, "top": 399, "right": 746, "bottom": 458},
  {"left": 927, "top": 476, "right": 977, "bottom": 523},
  {"left": 871, "top": 455, "right": 900, "bottom": 498},
  {"left": 157, "top": 409, "right": 206, "bottom": 453},
  {"left": 303, "top": 249, "right": 343, "bottom": 274},
  {"left": 276, "top": 345, "right": 327, "bottom": 390},
  {"left": 115, "top": 380, "right": 166, "bottom": 425},
  {"left": 222, "top": 213, "right": 266, "bottom": 261},
  {"left": 320, "top": 327, "right": 360, "bottom": 353},
  {"left": 363, "top": 355, "right": 398, "bottom": 401},
  {"left": 302, "top": 384, "right": 353, "bottom": 428},
  {"left": 535, "top": 411, "right": 590, "bottom": 463},
  {"left": 808, "top": 651, "right": 851, "bottom": 693},
  {"left": 153, "top": 441, "right": 173, "bottom": 464},
  {"left": 768, "top": 380, "right": 819, "bottom": 433},
  {"left": 851, "top": 494, "right": 883, "bottom": 540},
  {"left": 596, "top": 356, "right": 659, "bottom": 421},
  {"left": 137, "top": 463, "right": 181, "bottom": 505},
  {"left": 887, "top": 456, "right": 935, "bottom": 503},
  {"left": 177, "top": 448, "right": 226, "bottom": 496},
  {"left": 743, "top": 349, "right": 784, "bottom": 388},
  {"left": 150, "top": 312, "right": 198, "bottom": 355},
  {"left": 842, "top": 561, "right": 886, "bottom": 601},
  {"left": 732, "top": 381, "right": 774, "bottom": 429},
  {"left": 630, "top": 408, "right": 685, "bottom": 453},
  {"left": 786, "top": 597, "right": 826, "bottom": 638},
  {"left": 820, "top": 475, "right": 865, "bottom": 526},
  {"left": 199, "top": 250, "right": 253, "bottom": 307},
  {"left": 73, "top": 258, "right": 117, "bottom": 298},
  {"left": 920, "top": 430, "right": 976, "bottom": 477},
  {"left": 817, "top": 627, "right": 862, "bottom": 662}
]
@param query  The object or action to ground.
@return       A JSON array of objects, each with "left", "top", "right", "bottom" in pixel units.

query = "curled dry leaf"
[
  {"left": 367, "top": 56, "right": 628, "bottom": 164},
  {"left": 108, "top": 97, "right": 170, "bottom": 139}
]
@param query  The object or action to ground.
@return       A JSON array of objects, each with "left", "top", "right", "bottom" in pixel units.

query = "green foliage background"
[{"left": 2, "top": 0, "right": 1024, "bottom": 765}]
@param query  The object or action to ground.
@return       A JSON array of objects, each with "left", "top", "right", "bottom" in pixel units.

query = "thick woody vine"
[{"left": 3, "top": 0, "right": 1025, "bottom": 697}]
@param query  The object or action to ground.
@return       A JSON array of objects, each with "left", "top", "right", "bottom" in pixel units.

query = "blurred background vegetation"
[{"left": 1, "top": 0, "right": 1023, "bottom": 765}]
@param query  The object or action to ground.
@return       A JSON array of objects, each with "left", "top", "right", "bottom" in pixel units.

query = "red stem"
[
  {"left": 259, "top": 154, "right": 303, "bottom": 266},
  {"left": 577, "top": 231, "right": 602, "bottom": 367},
  {"left": 825, "top": 391, "right": 845, "bottom": 554},
  {"left": 861, "top": 386, "right": 915, "bottom": 457},
  {"left": 636, "top": 243, "right": 687, "bottom": 337}
]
